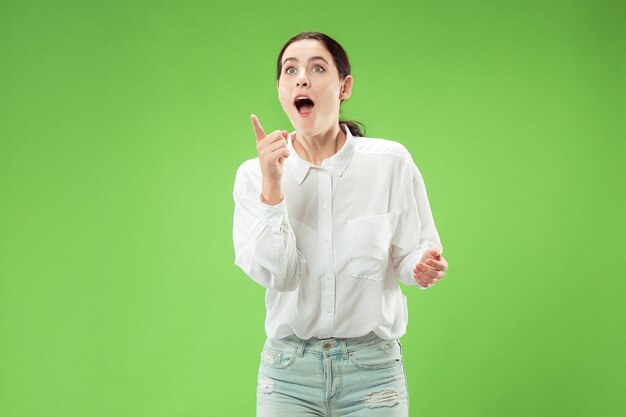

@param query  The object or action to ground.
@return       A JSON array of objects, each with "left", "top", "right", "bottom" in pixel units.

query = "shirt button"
[{"left": 322, "top": 203, "right": 328, "bottom": 209}]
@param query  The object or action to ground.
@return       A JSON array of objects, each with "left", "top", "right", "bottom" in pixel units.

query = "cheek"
[
  {"left": 319, "top": 94, "right": 340, "bottom": 112},
  {"left": 277, "top": 91, "right": 290, "bottom": 107},
  {"left": 322, "top": 85, "right": 342, "bottom": 106}
]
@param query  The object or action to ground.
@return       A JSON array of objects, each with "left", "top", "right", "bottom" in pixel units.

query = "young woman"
[{"left": 232, "top": 31, "right": 448, "bottom": 417}]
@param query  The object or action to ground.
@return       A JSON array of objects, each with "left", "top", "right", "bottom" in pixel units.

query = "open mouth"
[{"left": 294, "top": 97, "right": 315, "bottom": 116}]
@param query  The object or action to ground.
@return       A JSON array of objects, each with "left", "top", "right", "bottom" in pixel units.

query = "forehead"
[{"left": 282, "top": 39, "right": 331, "bottom": 62}]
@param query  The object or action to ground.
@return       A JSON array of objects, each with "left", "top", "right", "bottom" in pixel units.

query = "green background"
[{"left": 1, "top": 0, "right": 624, "bottom": 416}]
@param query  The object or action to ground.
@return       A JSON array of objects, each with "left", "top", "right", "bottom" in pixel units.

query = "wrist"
[{"left": 261, "top": 181, "right": 283, "bottom": 205}]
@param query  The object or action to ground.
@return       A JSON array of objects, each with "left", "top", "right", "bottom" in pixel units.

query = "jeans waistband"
[{"left": 270, "top": 331, "right": 396, "bottom": 357}]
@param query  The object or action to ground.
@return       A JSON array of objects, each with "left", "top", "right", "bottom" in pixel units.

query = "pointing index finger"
[{"left": 250, "top": 114, "right": 266, "bottom": 142}]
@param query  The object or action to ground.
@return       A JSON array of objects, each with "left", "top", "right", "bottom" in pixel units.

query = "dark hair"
[{"left": 276, "top": 31, "right": 366, "bottom": 137}]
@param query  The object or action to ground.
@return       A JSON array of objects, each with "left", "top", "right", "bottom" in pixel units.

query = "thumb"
[
  {"left": 281, "top": 130, "right": 289, "bottom": 141},
  {"left": 430, "top": 248, "right": 441, "bottom": 258}
]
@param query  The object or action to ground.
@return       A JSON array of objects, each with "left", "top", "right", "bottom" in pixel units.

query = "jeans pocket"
[
  {"left": 260, "top": 340, "right": 297, "bottom": 369},
  {"left": 347, "top": 211, "right": 398, "bottom": 281},
  {"left": 349, "top": 339, "right": 403, "bottom": 370}
]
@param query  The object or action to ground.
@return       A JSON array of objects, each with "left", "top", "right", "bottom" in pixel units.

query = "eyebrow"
[{"left": 282, "top": 56, "right": 330, "bottom": 66}]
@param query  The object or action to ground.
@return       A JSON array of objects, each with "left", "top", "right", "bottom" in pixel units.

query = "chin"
[
  {"left": 290, "top": 119, "right": 315, "bottom": 134},
  {"left": 292, "top": 116, "right": 328, "bottom": 134},
  {"left": 293, "top": 125, "right": 320, "bottom": 137}
]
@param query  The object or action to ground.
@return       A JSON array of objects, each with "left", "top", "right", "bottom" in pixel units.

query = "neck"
[{"left": 293, "top": 124, "right": 346, "bottom": 166}]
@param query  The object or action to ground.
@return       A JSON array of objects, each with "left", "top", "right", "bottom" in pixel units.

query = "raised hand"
[
  {"left": 413, "top": 248, "right": 448, "bottom": 288},
  {"left": 250, "top": 114, "right": 290, "bottom": 205},
  {"left": 250, "top": 114, "right": 290, "bottom": 182}
]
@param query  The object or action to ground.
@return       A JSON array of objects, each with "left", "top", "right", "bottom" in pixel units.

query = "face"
[{"left": 277, "top": 39, "right": 352, "bottom": 136}]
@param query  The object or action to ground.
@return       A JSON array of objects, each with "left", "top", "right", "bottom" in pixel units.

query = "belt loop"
[
  {"left": 340, "top": 337, "right": 348, "bottom": 360},
  {"left": 295, "top": 336, "right": 307, "bottom": 357}
]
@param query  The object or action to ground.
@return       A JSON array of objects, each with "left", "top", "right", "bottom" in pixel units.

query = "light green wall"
[{"left": 1, "top": 1, "right": 624, "bottom": 416}]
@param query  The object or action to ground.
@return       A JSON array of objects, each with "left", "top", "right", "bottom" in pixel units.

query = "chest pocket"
[{"left": 347, "top": 211, "right": 398, "bottom": 281}]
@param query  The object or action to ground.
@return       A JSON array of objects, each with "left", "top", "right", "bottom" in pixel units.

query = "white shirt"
[{"left": 232, "top": 123, "right": 443, "bottom": 340}]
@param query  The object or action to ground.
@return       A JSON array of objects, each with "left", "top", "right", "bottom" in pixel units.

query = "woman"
[{"left": 232, "top": 31, "right": 449, "bottom": 416}]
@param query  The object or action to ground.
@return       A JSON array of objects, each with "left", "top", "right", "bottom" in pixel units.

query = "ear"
[{"left": 339, "top": 75, "right": 353, "bottom": 100}]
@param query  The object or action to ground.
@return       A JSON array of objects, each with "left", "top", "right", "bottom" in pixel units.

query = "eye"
[
  {"left": 284, "top": 66, "right": 296, "bottom": 74},
  {"left": 313, "top": 65, "right": 325, "bottom": 72}
]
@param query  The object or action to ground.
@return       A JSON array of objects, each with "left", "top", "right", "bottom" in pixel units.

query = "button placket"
[{"left": 318, "top": 169, "right": 335, "bottom": 336}]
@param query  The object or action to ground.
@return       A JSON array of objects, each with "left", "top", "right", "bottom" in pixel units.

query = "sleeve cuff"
[
  {"left": 259, "top": 193, "right": 287, "bottom": 234},
  {"left": 399, "top": 248, "right": 427, "bottom": 288}
]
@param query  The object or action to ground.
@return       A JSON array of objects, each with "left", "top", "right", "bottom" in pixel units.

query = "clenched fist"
[{"left": 413, "top": 248, "right": 448, "bottom": 288}]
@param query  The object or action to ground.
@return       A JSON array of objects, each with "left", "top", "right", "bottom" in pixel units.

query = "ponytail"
[{"left": 340, "top": 119, "right": 366, "bottom": 137}]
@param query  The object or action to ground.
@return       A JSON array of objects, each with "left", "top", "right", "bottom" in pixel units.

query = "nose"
[{"left": 296, "top": 72, "right": 309, "bottom": 87}]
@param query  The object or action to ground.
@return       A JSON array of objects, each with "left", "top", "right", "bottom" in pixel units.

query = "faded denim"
[{"left": 256, "top": 331, "right": 409, "bottom": 416}]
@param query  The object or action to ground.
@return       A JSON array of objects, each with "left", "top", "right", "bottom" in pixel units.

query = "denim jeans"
[{"left": 256, "top": 331, "right": 409, "bottom": 416}]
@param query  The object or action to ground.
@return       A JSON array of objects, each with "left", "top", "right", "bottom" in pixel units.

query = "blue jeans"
[{"left": 256, "top": 331, "right": 409, "bottom": 416}]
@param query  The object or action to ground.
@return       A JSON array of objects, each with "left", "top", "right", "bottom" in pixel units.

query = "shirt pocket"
[{"left": 347, "top": 211, "right": 398, "bottom": 281}]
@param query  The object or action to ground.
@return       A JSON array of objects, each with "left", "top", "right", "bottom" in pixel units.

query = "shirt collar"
[{"left": 286, "top": 123, "right": 356, "bottom": 185}]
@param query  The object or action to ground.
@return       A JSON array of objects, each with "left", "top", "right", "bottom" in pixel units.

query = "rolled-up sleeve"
[
  {"left": 390, "top": 151, "right": 443, "bottom": 289},
  {"left": 232, "top": 168, "right": 306, "bottom": 292}
]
